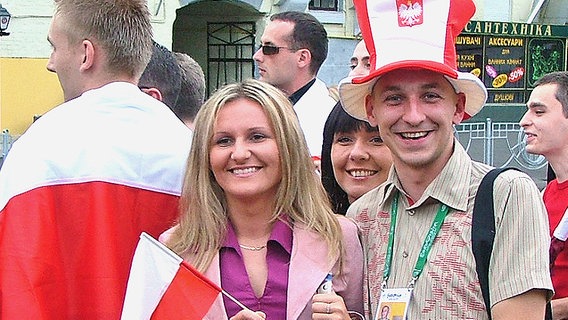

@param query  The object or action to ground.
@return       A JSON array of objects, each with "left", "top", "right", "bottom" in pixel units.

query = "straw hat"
[{"left": 339, "top": 0, "right": 487, "bottom": 121}]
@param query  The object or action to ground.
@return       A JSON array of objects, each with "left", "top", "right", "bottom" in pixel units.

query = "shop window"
[{"left": 309, "top": 0, "right": 338, "bottom": 11}]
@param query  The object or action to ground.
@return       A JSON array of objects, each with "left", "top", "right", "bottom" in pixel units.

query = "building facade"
[{"left": 0, "top": 0, "right": 565, "bottom": 135}]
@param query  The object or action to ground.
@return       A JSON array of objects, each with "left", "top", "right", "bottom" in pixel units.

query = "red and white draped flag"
[
  {"left": 121, "top": 233, "right": 222, "bottom": 320},
  {"left": 0, "top": 83, "right": 191, "bottom": 319}
]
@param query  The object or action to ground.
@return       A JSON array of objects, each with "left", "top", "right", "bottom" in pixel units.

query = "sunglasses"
[{"left": 259, "top": 45, "right": 296, "bottom": 56}]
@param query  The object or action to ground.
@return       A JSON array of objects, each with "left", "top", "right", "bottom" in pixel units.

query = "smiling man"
[
  {"left": 520, "top": 71, "right": 568, "bottom": 320},
  {"left": 338, "top": 0, "right": 553, "bottom": 319},
  {"left": 253, "top": 11, "right": 335, "bottom": 158}
]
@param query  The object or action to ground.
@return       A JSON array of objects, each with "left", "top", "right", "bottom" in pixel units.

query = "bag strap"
[
  {"left": 472, "top": 168, "right": 517, "bottom": 320},
  {"left": 472, "top": 167, "right": 551, "bottom": 320}
]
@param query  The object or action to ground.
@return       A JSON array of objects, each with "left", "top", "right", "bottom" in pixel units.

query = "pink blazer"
[{"left": 160, "top": 216, "right": 364, "bottom": 320}]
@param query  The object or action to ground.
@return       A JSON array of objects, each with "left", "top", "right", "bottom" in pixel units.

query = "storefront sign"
[{"left": 457, "top": 21, "right": 567, "bottom": 105}]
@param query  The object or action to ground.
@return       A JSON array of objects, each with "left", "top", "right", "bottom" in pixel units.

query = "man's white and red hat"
[{"left": 339, "top": 0, "right": 487, "bottom": 121}]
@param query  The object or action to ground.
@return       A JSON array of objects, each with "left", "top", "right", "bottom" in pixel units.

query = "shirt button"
[
  {"left": 408, "top": 210, "right": 415, "bottom": 216},
  {"left": 402, "top": 251, "right": 409, "bottom": 258}
]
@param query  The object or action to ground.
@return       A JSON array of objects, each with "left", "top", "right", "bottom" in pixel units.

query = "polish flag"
[
  {"left": 121, "top": 233, "right": 221, "bottom": 320},
  {"left": 0, "top": 82, "right": 191, "bottom": 319}
]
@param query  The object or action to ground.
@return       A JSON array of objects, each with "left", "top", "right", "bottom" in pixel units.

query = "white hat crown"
[{"left": 339, "top": 0, "right": 487, "bottom": 121}]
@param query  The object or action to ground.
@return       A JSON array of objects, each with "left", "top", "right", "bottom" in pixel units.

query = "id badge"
[{"left": 375, "top": 287, "right": 413, "bottom": 320}]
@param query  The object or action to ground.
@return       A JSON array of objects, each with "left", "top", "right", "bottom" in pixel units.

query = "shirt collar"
[
  {"left": 288, "top": 78, "right": 316, "bottom": 105},
  {"left": 383, "top": 140, "right": 471, "bottom": 212},
  {"left": 271, "top": 218, "right": 293, "bottom": 254},
  {"left": 223, "top": 218, "right": 293, "bottom": 254}
]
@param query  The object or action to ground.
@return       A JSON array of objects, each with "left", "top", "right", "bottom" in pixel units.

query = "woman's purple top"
[{"left": 220, "top": 220, "right": 293, "bottom": 319}]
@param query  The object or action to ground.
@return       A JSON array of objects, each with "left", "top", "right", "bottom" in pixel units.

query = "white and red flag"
[
  {"left": 0, "top": 83, "right": 191, "bottom": 319},
  {"left": 121, "top": 232, "right": 221, "bottom": 320}
]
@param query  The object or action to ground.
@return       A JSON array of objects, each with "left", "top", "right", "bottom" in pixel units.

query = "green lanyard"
[{"left": 382, "top": 192, "right": 449, "bottom": 289}]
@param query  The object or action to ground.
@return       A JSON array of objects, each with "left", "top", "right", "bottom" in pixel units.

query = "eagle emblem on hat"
[{"left": 397, "top": 0, "right": 423, "bottom": 27}]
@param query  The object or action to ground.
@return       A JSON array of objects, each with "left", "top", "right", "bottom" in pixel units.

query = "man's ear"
[
  {"left": 79, "top": 39, "right": 95, "bottom": 72},
  {"left": 140, "top": 87, "right": 163, "bottom": 102},
  {"left": 453, "top": 92, "right": 466, "bottom": 125},
  {"left": 365, "top": 94, "right": 379, "bottom": 127},
  {"left": 297, "top": 48, "right": 311, "bottom": 69}
]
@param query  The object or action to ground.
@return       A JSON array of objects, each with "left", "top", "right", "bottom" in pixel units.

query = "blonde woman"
[{"left": 160, "top": 79, "right": 363, "bottom": 319}]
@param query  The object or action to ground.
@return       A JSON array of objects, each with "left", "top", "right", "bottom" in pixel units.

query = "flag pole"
[
  {"left": 141, "top": 232, "right": 182, "bottom": 263},
  {"left": 221, "top": 289, "right": 248, "bottom": 310},
  {"left": 141, "top": 232, "right": 251, "bottom": 312}
]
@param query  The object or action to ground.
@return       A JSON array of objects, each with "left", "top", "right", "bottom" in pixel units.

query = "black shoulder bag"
[{"left": 472, "top": 167, "right": 552, "bottom": 320}]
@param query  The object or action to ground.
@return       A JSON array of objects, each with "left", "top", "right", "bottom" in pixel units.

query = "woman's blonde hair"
[{"left": 167, "top": 79, "right": 344, "bottom": 272}]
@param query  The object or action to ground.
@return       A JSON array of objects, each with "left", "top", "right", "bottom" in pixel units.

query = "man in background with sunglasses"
[{"left": 253, "top": 11, "right": 335, "bottom": 161}]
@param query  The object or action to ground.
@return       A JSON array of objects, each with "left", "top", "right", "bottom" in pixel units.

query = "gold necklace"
[{"left": 239, "top": 243, "right": 267, "bottom": 251}]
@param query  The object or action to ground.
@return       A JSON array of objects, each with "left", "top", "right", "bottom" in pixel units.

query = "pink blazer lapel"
[
  {"left": 201, "top": 226, "right": 336, "bottom": 320},
  {"left": 287, "top": 224, "right": 335, "bottom": 320}
]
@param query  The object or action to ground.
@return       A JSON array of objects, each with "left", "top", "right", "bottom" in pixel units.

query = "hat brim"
[{"left": 339, "top": 60, "right": 487, "bottom": 122}]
